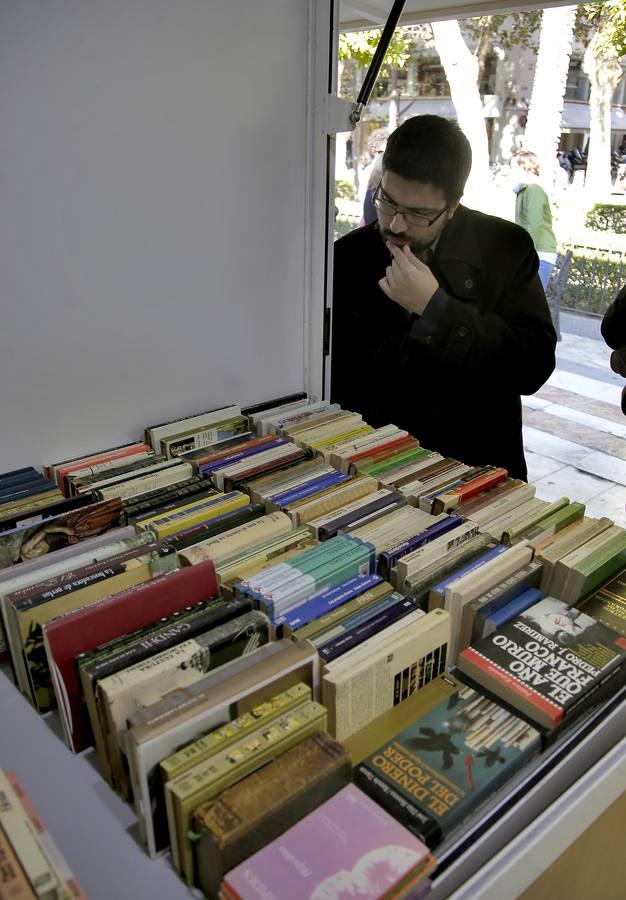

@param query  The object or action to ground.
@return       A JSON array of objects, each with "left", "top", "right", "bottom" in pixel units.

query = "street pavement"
[{"left": 523, "top": 312, "right": 626, "bottom": 527}]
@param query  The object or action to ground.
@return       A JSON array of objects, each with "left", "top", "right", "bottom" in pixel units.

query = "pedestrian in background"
[
  {"left": 511, "top": 151, "right": 558, "bottom": 290},
  {"left": 601, "top": 284, "right": 626, "bottom": 416}
]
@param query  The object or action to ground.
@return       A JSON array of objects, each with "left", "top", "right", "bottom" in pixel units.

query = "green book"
[
  {"left": 165, "top": 699, "right": 327, "bottom": 886},
  {"left": 562, "top": 530, "right": 626, "bottom": 604},
  {"left": 511, "top": 500, "right": 585, "bottom": 546},
  {"left": 502, "top": 496, "right": 570, "bottom": 543},
  {"left": 360, "top": 446, "right": 431, "bottom": 478}
]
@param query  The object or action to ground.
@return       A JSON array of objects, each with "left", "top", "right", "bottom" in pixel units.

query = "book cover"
[
  {"left": 78, "top": 596, "right": 252, "bottom": 781},
  {"left": 0, "top": 819, "right": 36, "bottom": 898},
  {"left": 275, "top": 574, "right": 383, "bottom": 634},
  {"left": 0, "top": 498, "right": 123, "bottom": 570},
  {"left": 354, "top": 684, "right": 540, "bottom": 848},
  {"left": 167, "top": 701, "right": 327, "bottom": 884},
  {"left": 576, "top": 568, "right": 626, "bottom": 638},
  {"left": 42, "top": 559, "right": 218, "bottom": 753},
  {"left": 193, "top": 731, "right": 351, "bottom": 900},
  {"left": 222, "top": 784, "right": 434, "bottom": 900},
  {"left": 457, "top": 596, "right": 626, "bottom": 730},
  {"left": 165, "top": 503, "right": 265, "bottom": 552}
]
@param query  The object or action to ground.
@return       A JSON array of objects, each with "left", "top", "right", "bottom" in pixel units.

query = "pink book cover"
[
  {"left": 43, "top": 559, "right": 217, "bottom": 754},
  {"left": 222, "top": 784, "right": 432, "bottom": 900}
]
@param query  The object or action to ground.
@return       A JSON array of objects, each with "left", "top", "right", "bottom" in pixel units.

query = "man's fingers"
[
  {"left": 378, "top": 276, "right": 392, "bottom": 298},
  {"left": 386, "top": 241, "right": 415, "bottom": 272}
]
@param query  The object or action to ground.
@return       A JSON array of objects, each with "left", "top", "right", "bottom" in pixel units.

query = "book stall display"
[{"left": 1, "top": 395, "right": 625, "bottom": 899}]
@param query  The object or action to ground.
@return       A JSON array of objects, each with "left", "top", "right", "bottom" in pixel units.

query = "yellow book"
[{"left": 146, "top": 492, "right": 250, "bottom": 539}]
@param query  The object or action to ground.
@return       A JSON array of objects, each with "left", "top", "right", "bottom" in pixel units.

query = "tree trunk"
[
  {"left": 389, "top": 68, "right": 399, "bottom": 131},
  {"left": 431, "top": 19, "right": 490, "bottom": 202},
  {"left": 524, "top": 5, "right": 577, "bottom": 183},
  {"left": 583, "top": 27, "right": 624, "bottom": 199}
]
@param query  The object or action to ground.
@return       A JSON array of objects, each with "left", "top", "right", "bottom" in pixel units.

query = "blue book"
[
  {"left": 377, "top": 514, "right": 462, "bottom": 579},
  {"left": 479, "top": 587, "right": 542, "bottom": 637},
  {"left": 311, "top": 589, "right": 406, "bottom": 645},
  {"left": 428, "top": 544, "right": 508, "bottom": 608},
  {"left": 0, "top": 467, "right": 39, "bottom": 482},
  {"left": 269, "top": 471, "right": 351, "bottom": 507},
  {"left": 199, "top": 438, "right": 288, "bottom": 475},
  {"left": 318, "top": 596, "right": 420, "bottom": 662},
  {"left": 275, "top": 573, "right": 383, "bottom": 631}
]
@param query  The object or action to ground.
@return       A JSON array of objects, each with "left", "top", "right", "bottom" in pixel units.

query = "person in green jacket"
[{"left": 511, "top": 151, "right": 558, "bottom": 290}]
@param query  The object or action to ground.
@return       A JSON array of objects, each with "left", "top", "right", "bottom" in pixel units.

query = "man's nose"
[{"left": 389, "top": 212, "right": 407, "bottom": 232}]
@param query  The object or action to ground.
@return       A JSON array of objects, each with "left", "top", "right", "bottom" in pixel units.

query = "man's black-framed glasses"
[{"left": 373, "top": 185, "right": 448, "bottom": 228}]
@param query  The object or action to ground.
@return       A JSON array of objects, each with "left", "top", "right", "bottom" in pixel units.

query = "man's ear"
[{"left": 447, "top": 200, "right": 460, "bottom": 220}]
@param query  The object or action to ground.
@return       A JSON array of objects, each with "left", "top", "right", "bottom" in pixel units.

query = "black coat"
[
  {"left": 330, "top": 205, "right": 557, "bottom": 481},
  {"left": 601, "top": 285, "right": 626, "bottom": 414}
]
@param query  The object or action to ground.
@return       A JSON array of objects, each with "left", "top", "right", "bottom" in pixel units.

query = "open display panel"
[{"left": 0, "top": 0, "right": 625, "bottom": 897}]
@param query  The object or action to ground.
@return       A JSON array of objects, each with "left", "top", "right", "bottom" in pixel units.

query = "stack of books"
[{"left": 0, "top": 768, "right": 86, "bottom": 899}]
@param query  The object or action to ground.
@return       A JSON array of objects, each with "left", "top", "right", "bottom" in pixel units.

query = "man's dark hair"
[{"left": 382, "top": 115, "right": 472, "bottom": 204}]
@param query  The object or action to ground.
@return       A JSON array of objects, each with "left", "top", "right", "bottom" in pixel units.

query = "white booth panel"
[{"left": 0, "top": 0, "right": 317, "bottom": 469}]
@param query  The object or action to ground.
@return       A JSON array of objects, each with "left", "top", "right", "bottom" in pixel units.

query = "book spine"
[
  {"left": 150, "top": 494, "right": 250, "bottom": 540},
  {"left": 353, "top": 764, "right": 441, "bottom": 849},
  {"left": 0, "top": 772, "right": 60, "bottom": 899},
  {"left": 269, "top": 472, "right": 351, "bottom": 508},
  {"left": 378, "top": 514, "right": 462, "bottom": 579},
  {"left": 0, "top": 823, "right": 36, "bottom": 899},
  {"left": 287, "top": 582, "right": 393, "bottom": 642},
  {"left": 275, "top": 574, "right": 383, "bottom": 631},
  {"left": 318, "top": 597, "right": 419, "bottom": 663}
]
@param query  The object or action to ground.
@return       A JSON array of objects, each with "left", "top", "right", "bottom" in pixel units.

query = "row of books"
[
  {"left": 0, "top": 768, "right": 85, "bottom": 899},
  {"left": 1, "top": 394, "right": 626, "bottom": 898}
]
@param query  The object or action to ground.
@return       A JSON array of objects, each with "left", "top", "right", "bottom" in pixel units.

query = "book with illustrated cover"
[
  {"left": 161, "top": 414, "right": 249, "bottom": 459},
  {"left": 0, "top": 497, "right": 124, "bottom": 571},
  {"left": 77, "top": 596, "right": 253, "bottom": 781},
  {"left": 222, "top": 784, "right": 435, "bottom": 900},
  {"left": 354, "top": 683, "right": 541, "bottom": 849},
  {"left": 457, "top": 596, "right": 626, "bottom": 730},
  {"left": 145, "top": 404, "right": 241, "bottom": 454},
  {"left": 193, "top": 730, "right": 351, "bottom": 900},
  {"left": 5, "top": 542, "right": 178, "bottom": 710},
  {"left": 98, "top": 610, "right": 270, "bottom": 798},
  {"left": 42, "top": 559, "right": 218, "bottom": 753}
]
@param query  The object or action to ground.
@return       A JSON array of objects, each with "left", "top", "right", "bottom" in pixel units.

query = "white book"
[
  {"left": 179, "top": 511, "right": 292, "bottom": 566},
  {"left": 147, "top": 405, "right": 241, "bottom": 454},
  {"left": 479, "top": 497, "right": 547, "bottom": 541},
  {"left": 306, "top": 488, "right": 394, "bottom": 536},
  {"left": 212, "top": 444, "right": 302, "bottom": 491},
  {"left": 463, "top": 482, "right": 537, "bottom": 527},
  {"left": 378, "top": 452, "right": 444, "bottom": 486},
  {"left": 97, "top": 462, "right": 194, "bottom": 501},
  {"left": 248, "top": 399, "right": 314, "bottom": 427},
  {"left": 258, "top": 401, "right": 337, "bottom": 435},
  {"left": 444, "top": 540, "right": 535, "bottom": 664},
  {"left": 256, "top": 464, "right": 335, "bottom": 502},
  {"left": 416, "top": 465, "right": 473, "bottom": 511},
  {"left": 291, "top": 414, "right": 365, "bottom": 447},
  {"left": 394, "top": 520, "right": 482, "bottom": 583},
  {"left": 321, "top": 609, "right": 450, "bottom": 741}
]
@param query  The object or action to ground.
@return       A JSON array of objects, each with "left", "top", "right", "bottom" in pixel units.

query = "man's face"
[{"left": 376, "top": 170, "right": 458, "bottom": 255}]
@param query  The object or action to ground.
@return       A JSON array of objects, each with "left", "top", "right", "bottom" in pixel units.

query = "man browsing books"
[{"left": 331, "top": 115, "right": 557, "bottom": 480}]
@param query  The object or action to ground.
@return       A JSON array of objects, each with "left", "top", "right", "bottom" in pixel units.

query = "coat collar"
[{"left": 433, "top": 204, "right": 483, "bottom": 272}]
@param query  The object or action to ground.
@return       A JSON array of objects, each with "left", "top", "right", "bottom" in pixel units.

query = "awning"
[
  {"left": 562, "top": 101, "right": 626, "bottom": 133},
  {"left": 340, "top": 1, "right": 577, "bottom": 32}
]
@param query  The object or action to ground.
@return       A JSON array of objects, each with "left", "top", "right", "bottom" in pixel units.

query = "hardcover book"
[
  {"left": 193, "top": 731, "right": 351, "bottom": 900},
  {"left": 354, "top": 683, "right": 540, "bottom": 849},
  {"left": 41, "top": 558, "right": 218, "bottom": 753},
  {"left": 221, "top": 784, "right": 434, "bottom": 900},
  {"left": 457, "top": 596, "right": 626, "bottom": 730}
]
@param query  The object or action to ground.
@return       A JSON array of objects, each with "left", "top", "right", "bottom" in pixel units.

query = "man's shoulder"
[
  {"left": 335, "top": 221, "right": 380, "bottom": 253},
  {"left": 455, "top": 204, "right": 535, "bottom": 251}
]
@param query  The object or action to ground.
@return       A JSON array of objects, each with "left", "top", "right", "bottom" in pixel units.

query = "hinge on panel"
[{"left": 323, "top": 307, "right": 332, "bottom": 356}]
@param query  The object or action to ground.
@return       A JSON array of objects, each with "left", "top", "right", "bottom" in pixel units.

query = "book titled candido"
[{"left": 221, "top": 784, "right": 434, "bottom": 900}]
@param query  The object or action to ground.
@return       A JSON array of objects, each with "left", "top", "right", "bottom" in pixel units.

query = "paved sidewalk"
[{"left": 522, "top": 313, "right": 626, "bottom": 527}]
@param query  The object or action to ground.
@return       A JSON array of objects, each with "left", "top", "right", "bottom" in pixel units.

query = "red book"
[
  {"left": 42, "top": 559, "right": 218, "bottom": 754},
  {"left": 192, "top": 434, "right": 278, "bottom": 467},
  {"left": 435, "top": 467, "right": 508, "bottom": 513},
  {"left": 345, "top": 434, "right": 418, "bottom": 466}
]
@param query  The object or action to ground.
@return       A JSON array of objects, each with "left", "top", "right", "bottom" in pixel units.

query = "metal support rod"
[{"left": 350, "top": 0, "right": 408, "bottom": 125}]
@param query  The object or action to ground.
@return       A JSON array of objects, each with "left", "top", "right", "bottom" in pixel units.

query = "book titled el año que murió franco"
[
  {"left": 457, "top": 596, "right": 626, "bottom": 731},
  {"left": 354, "top": 683, "right": 540, "bottom": 849}
]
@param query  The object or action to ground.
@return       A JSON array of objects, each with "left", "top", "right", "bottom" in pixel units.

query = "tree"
[
  {"left": 430, "top": 19, "right": 490, "bottom": 198},
  {"left": 523, "top": 6, "right": 578, "bottom": 183},
  {"left": 582, "top": 1, "right": 626, "bottom": 197}
]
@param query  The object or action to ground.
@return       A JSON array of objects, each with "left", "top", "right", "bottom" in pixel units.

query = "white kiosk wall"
[{"left": 0, "top": 0, "right": 326, "bottom": 469}]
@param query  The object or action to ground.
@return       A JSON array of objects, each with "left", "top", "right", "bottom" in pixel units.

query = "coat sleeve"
[
  {"left": 601, "top": 286, "right": 626, "bottom": 351},
  {"left": 408, "top": 228, "right": 557, "bottom": 396}
]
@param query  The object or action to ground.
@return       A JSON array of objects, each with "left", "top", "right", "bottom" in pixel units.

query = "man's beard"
[{"left": 381, "top": 228, "right": 437, "bottom": 256}]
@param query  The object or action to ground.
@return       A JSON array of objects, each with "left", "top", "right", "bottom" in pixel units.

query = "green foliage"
[
  {"left": 335, "top": 179, "right": 357, "bottom": 201},
  {"left": 584, "top": 1, "right": 626, "bottom": 58},
  {"left": 559, "top": 245, "right": 625, "bottom": 315},
  {"left": 584, "top": 204, "right": 626, "bottom": 233}
]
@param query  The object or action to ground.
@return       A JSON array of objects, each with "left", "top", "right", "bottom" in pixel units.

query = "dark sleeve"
[
  {"left": 408, "top": 229, "right": 557, "bottom": 396},
  {"left": 601, "top": 286, "right": 626, "bottom": 350}
]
